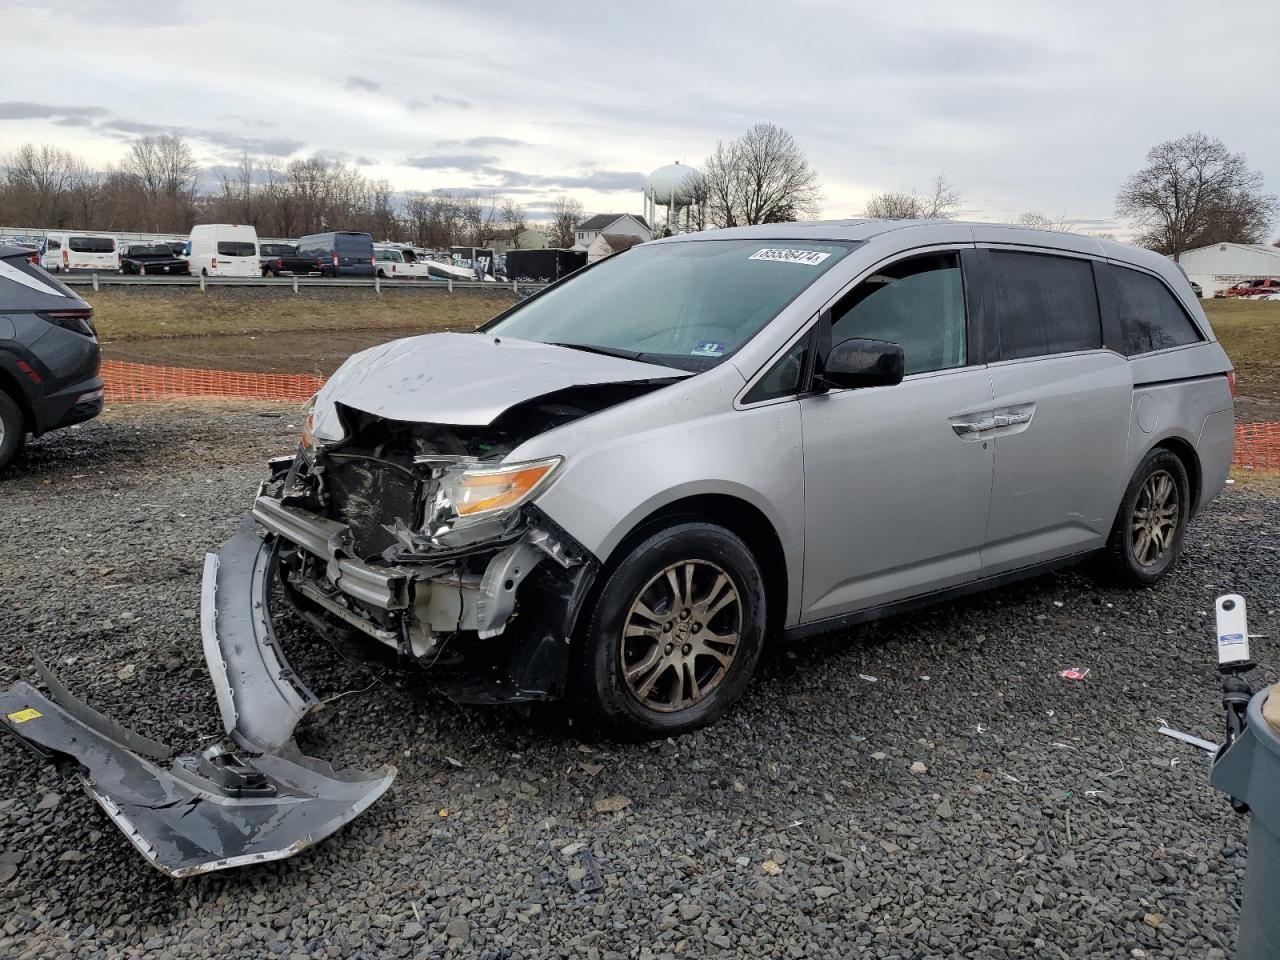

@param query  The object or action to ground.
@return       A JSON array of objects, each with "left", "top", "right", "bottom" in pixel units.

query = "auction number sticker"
[
  {"left": 6, "top": 707, "right": 41, "bottom": 724},
  {"left": 749, "top": 248, "right": 831, "bottom": 266}
]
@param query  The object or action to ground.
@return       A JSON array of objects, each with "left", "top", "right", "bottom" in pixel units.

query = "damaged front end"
[{"left": 261, "top": 392, "right": 611, "bottom": 704}]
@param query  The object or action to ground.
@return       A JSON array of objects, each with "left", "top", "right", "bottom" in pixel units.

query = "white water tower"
[{"left": 644, "top": 162, "right": 705, "bottom": 236}]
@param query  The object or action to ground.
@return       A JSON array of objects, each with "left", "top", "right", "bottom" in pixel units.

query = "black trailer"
[{"left": 505, "top": 248, "right": 587, "bottom": 284}]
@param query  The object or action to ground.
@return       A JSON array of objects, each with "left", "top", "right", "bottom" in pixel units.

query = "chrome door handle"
[
  {"left": 992, "top": 412, "right": 1033, "bottom": 428},
  {"left": 951, "top": 417, "right": 997, "bottom": 436}
]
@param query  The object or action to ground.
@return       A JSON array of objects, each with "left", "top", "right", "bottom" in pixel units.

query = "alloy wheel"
[
  {"left": 619, "top": 559, "right": 742, "bottom": 713},
  {"left": 1131, "top": 469, "right": 1180, "bottom": 567}
]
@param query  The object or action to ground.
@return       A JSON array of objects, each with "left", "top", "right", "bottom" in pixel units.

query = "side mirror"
[{"left": 817, "top": 337, "right": 905, "bottom": 390}]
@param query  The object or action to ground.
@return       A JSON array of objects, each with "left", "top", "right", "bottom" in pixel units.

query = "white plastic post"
[
  {"left": 292, "top": 276, "right": 299, "bottom": 294},
  {"left": 92, "top": 273, "right": 99, "bottom": 292},
  {"left": 448, "top": 278, "right": 453, "bottom": 294}
]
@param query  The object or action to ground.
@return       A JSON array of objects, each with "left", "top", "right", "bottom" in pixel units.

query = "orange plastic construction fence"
[
  {"left": 102, "top": 359, "right": 325, "bottom": 404},
  {"left": 1235, "top": 421, "right": 1280, "bottom": 474},
  {"left": 99, "top": 359, "right": 1280, "bottom": 473}
]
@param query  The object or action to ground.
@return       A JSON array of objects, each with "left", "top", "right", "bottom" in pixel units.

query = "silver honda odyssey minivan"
[{"left": 239, "top": 219, "right": 1234, "bottom": 738}]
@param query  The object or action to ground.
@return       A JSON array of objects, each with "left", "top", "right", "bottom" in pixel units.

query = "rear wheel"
[
  {"left": 571, "top": 522, "right": 766, "bottom": 739},
  {"left": 1100, "top": 448, "right": 1190, "bottom": 586},
  {"left": 0, "top": 391, "right": 27, "bottom": 472}
]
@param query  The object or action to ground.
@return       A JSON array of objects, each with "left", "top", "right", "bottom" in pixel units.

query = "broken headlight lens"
[{"left": 439, "top": 457, "right": 561, "bottom": 520}]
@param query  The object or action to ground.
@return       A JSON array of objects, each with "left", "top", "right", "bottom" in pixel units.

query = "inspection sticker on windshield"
[
  {"left": 749, "top": 248, "right": 831, "bottom": 266},
  {"left": 691, "top": 340, "right": 726, "bottom": 357}
]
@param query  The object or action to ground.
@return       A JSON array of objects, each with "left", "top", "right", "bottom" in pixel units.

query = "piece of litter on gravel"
[
  {"left": 1058, "top": 667, "right": 1090, "bottom": 681},
  {"left": 593, "top": 795, "right": 632, "bottom": 814},
  {"left": 444, "top": 756, "right": 463, "bottom": 768},
  {"left": 858, "top": 674, "right": 878, "bottom": 683},
  {"left": 1157, "top": 725, "right": 1219, "bottom": 754},
  {"left": 910, "top": 761, "right": 928, "bottom": 774},
  {"left": 761, "top": 860, "right": 782, "bottom": 876}
]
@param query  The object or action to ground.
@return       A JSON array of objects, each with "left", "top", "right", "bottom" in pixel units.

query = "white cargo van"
[
  {"left": 40, "top": 233, "right": 119, "bottom": 273},
  {"left": 188, "top": 224, "right": 259, "bottom": 277}
]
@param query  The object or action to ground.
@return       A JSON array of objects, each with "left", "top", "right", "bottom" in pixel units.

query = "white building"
[
  {"left": 1176, "top": 242, "right": 1280, "bottom": 298},
  {"left": 573, "top": 214, "right": 650, "bottom": 250},
  {"left": 585, "top": 233, "right": 646, "bottom": 263}
]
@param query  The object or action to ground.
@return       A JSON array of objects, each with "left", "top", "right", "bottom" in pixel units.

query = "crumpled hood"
[{"left": 311, "top": 331, "right": 687, "bottom": 438}]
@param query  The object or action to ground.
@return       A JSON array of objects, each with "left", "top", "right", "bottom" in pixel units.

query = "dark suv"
[
  {"left": 0, "top": 244, "right": 103, "bottom": 470},
  {"left": 295, "top": 231, "right": 375, "bottom": 277}
]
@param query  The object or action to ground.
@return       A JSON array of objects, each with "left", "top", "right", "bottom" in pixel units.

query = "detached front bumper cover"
[{"left": 0, "top": 520, "right": 396, "bottom": 877}]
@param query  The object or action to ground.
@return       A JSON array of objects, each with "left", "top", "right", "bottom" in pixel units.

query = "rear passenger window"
[
  {"left": 829, "top": 252, "right": 967, "bottom": 375},
  {"left": 1112, "top": 266, "right": 1203, "bottom": 355},
  {"left": 989, "top": 251, "right": 1101, "bottom": 360}
]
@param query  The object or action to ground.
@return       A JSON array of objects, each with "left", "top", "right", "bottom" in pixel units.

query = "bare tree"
[
  {"left": 2, "top": 144, "right": 79, "bottom": 224},
  {"left": 1116, "top": 132, "right": 1277, "bottom": 260},
  {"left": 548, "top": 195, "right": 584, "bottom": 248},
  {"left": 501, "top": 197, "right": 527, "bottom": 246},
  {"left": 863, "top": 173, "right": 962, "bottom": 220},
  {"left": 862, "top": 190, "right": 922, "bottom": 220},
  {"left": 702, "top": 123, "right": 821, "bottom": 228},
  {"left": 124, "top": 134, "right": 198, "bottom": 231},
  {"left": 1014, "top": 211, "right": 1081, "bottom": 233}
]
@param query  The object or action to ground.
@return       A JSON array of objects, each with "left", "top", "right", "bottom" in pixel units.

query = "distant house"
[
  {"left": 586, "top": 232, "right": 646, "bottom": 263},
  {"left": 573, "top": 214, "right": 650, "bottom": 250},
  {"left": 1176, "top": 242, "right": 1280, "bottom": 298},
  {"left": 480, "top": 229, "right": 549, "bottom": 254}
]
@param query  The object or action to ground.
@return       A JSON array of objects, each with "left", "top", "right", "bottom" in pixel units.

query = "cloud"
[
  {"left": 438, "top": 135, "right": 527, "bottom": 149},
  {"left": 344, "top": 75, "right": 381, "bottom": 92},
  {"left": 478, "top": 167, "right": 646, "bottom": 192},
  {"left": 404, "top": 153, "right": 498, "bottom": 170},
  {"left": 0, "top": 101, "right": 110, "bottom": 121},
  {"left": 407, "top": 95, "right": 473, "bottom": 111}
]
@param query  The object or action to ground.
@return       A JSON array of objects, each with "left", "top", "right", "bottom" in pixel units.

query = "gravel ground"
[{"left": 1, "top": 405, "right": 1275, "bottom": 959}]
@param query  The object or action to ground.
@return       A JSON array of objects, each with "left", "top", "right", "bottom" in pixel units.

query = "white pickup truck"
[{"left": 373, "top": 246, "right": 432, "bottom": 279}]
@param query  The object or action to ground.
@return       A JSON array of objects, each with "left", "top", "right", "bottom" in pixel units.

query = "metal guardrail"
[{"left": 59, "top": 274, "right": 546, "bottom": 294}]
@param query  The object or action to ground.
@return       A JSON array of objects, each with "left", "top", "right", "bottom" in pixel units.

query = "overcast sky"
[{"left": 3, "top": 0, "right": 1277, "bottom": 237}]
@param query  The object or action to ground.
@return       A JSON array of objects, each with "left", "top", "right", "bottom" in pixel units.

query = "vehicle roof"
[{"left": 655, "top": 219, "right": 1171, "bottom": 273}]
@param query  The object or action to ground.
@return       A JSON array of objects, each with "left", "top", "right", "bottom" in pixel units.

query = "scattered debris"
[
  {"left": 761, "top": 860, "right": 782, "bottom": 876},
  {"left": 1144, "top": 913, "right": 1162, "bottom": 928},
  {"left": 592, "top": 795, "right": 632, "bottom": 814},
  {"left": 858, "top": 674, "right": 878, "bottom": 683},
  {"left": 1158, "top": 725, "right": 1219, "bottom": 754},
  {"left": 910, "top": 761, "right": 928, "bottom": 774},
  {"left": 444, "top": 756, "right": 464, "bottom": 769},
  {"left": 1059, "top": 667, "right": 1091, "bottom": 681}
]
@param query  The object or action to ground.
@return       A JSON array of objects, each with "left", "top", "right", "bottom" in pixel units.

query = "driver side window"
[{"left": 829, "top": 252, "right": 967, "bottom": 376}]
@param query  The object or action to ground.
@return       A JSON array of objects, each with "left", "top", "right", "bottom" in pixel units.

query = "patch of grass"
[
  {"left": 1203, "top": 299, "right": 1280, "bottom": 400},
  {"left": 90, "top": 291, "right": 515, "bottom": 341}
]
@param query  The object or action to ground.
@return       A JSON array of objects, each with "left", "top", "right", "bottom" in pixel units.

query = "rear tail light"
[
  {"left": 212, "top": 257, "right": 218, "bottom": 269},
  {"left": 39, "top": 308, "right": 96, "bottom": 337},
  {"left": 62, "top": 249, "right": 69, "bottom": 267},
  {"left": 15, "top": 360, "right": 42, "bottom": 384},
  {"left": 276, "top": 258, "right": 284, "bottom": 269},
  {"left": 1227, "top": 370, "right": 1237, "bottom": 398},
  {"left": 332, "top": 253, "right": 339, "bottom": 266}
]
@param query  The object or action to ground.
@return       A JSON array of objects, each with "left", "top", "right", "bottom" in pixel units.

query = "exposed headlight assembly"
[{"left": 438, "top": 457, "right": 562, "bottom": 520}]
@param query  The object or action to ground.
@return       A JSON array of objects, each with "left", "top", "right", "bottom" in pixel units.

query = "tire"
[
  {"left": 1099, "top": 448, "right": 1191, "bottom": 587},
  {"left": 570, "top": 522, "right": 766, "bottom": 739},
  {"left": 376, "top": 269, "right": 386, "bottom": 279},
  {"left": 0, "top": 390, "right": 27, "bottom": 472}
]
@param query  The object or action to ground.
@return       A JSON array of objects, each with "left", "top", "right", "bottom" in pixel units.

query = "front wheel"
[
  {"left": 1100, "top": 448, "right": 1191, "bottom": 586},
  {"left": 571, "top": 522, "right": 766, "bottom": 739}
]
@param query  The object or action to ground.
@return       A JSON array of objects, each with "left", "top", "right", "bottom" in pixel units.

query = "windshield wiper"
[{"left": 547, "top": 341, "right": 645, "bottom": 361}]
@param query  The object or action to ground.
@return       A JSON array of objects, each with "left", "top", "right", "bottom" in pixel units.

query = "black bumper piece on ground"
[{"left": 0, "top": 521, "right": 395, "bottom": 877}]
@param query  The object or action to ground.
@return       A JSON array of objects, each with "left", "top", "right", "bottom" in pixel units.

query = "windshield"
[
  {"left": 128, "top": 244, "right": 174, "bottom": 257},
  {"left": 68, "top": 236, "right": 115, "bottom": 253},
  {"left": 485, "top": 239, "right": 852, "bottom": 371}
]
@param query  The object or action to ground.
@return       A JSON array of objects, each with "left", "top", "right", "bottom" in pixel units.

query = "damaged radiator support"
[{"left": 0, "top": 519, "right": 396, "bottom": 877}]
